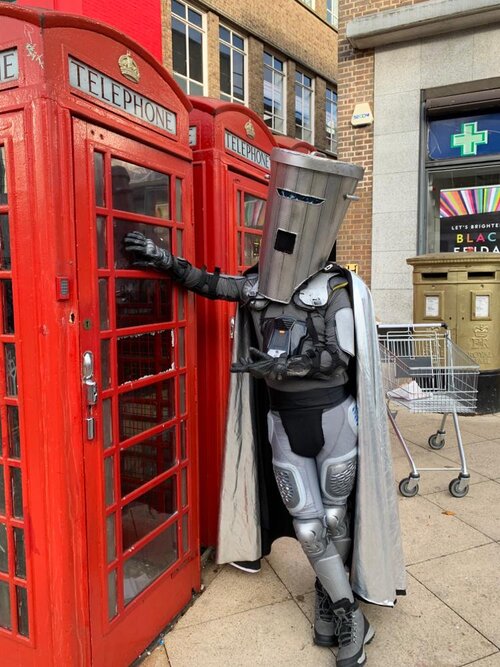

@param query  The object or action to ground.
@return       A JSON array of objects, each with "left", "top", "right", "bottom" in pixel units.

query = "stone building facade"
[
  {"left": 338, "top": 0, "right": 500, "bottom": 322},
  {"left": 161, "top": 0, "right": 339, "bottom": 155}
]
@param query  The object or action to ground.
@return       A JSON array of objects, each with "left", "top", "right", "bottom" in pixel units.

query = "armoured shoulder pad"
[{"left": 298, "top": 271, "right": 346, "bottom": 307}]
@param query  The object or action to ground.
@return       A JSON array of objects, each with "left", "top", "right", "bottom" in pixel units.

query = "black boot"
[
  {"left": 332, "top": 598, "right": 374, "bottom": 667},
  {"left": 313, "top": 578, "right": 339, "bottom": 647}
]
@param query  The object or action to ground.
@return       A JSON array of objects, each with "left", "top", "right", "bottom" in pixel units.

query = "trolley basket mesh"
[{"left": 378, "top": 327, "right": 479, "bottom": 414}]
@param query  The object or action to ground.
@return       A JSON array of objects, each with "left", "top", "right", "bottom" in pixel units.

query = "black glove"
[
  {"left": 231, "top": 347, "right": 314, "bottom": 381},
  {"left": 123, "top": 231, "right": 173, "bottom": 270}
]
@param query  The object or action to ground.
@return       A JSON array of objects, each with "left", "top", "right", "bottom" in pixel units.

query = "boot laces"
[
  {"left": 338, "top": 608, "right": 358, "bottom": 648},
  {"left": 316, "top": 587, "right": 334, "bottom": 622}
]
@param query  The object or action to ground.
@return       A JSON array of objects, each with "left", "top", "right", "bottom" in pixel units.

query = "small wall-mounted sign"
[
  {"left": 351, "top": 103, "right": 373, "bottom": 127},
  {"left": 344, "top": 263, "right": 359, "bottom": 274}
]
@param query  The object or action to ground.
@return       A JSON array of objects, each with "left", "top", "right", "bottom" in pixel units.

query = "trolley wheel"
[
  {"left": 399, "top": 477, "right": 419, "bottom": 498},
  {"left": 428, "top": 433, "right": 445, "bottom": 450},
  {"left": 449, "top": 478, "right": 469, "bottom": 498}
]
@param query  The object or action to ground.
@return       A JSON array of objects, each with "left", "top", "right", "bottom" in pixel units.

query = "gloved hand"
[
  {"left": 231, "top": 347, "right": 314, "bottom": 381},
  {"left": 123, "top": 231, "right": 173, "bottom": 270}
]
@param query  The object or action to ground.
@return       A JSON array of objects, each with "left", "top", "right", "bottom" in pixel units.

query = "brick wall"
[
  {"left": 337, "top": 0, "right": 428, "bottom": 283},
  {"left": 200, "top": 0, "right": 337, "bottom": 81}
]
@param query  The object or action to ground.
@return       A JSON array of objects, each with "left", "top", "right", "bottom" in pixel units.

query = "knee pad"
[
  {"left": 272, "top": 461, "right": 306, "bottom": 513},
  {"left": 325, "top": 505, "right": 347, "bottom": 537},
  {"left": 293, "top": 518, "right": 327, "bottom": 559},
  {"left": 320, "top": 452, "right": 357, "bottom": 504}
]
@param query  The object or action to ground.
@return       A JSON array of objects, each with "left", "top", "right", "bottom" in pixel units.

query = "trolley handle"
[{"left": 377, "top": 322, "right": 448, "bottom": 334}]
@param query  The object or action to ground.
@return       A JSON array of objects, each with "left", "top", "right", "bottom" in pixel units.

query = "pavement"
[{"left": 140, "top": 409, "right": 500, "bottom": 667}]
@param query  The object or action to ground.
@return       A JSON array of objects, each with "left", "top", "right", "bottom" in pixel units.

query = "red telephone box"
[
  {"left": 275, "top": 135, "right": 315, "bottom": 153},
  {"left": 188, "top": 97, "right": 277, "bottom": 547},
  {"left": 11, "top": 0, "right": 163, "bottom": 61},
  {"left": 0, "top": 7, "right": 199, "bottom": 666}
]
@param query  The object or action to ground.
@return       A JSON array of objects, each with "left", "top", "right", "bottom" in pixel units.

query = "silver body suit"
[{"left": 176, "top": 262, "right": 358, "bottom": 606}]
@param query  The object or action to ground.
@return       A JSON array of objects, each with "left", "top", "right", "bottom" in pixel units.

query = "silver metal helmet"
[{"left": 258, "top": 148, "right": 364, "bottom": 303}]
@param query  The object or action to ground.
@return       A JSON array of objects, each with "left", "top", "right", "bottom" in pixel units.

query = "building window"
[
  {"left": 326, "top": 86, "right": 337, "bottom": 154},
  {"left": 423, "top": 108, "right": 500, "bottom": 253},
  {"left": 171, "top": 0, "right": 205, "bottom": 95},
  {"left": 295, "top": 71, "right": 314, "bottom": 143},
  {"left": 326, "top": 0, "right": 338, "bottom": 29},
  {"left": 263, "top": 52, "right": 286, "bottom": 134},
  {"left": 300, "top": 0, "right": 314, "bottom": 7},
  {"left": 219, "top": 26, "right": 246, "bottom": 104}
]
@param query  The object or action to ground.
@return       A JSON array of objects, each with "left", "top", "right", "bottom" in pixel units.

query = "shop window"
[
  {"left": 263, "top": 52, "right": 286, "bottom": 134},
  {"left": 426, "top": 165, "right": 500, "bottom": 253},
  {"left": 171, "top": 0, "right": 205, "bottom": 95},
  {"left": 326, "top": 0, "right": 338, "bottom": 29},
  {"left": 219, "top": 25, "right": 246, "bottom": 104},
  {"left": 295, "top": 70, "right": 314, "bottom": 143},
  {"left": 326, "top": 86, "right": 337, "bottom": 154},
  {"left": 424, "top": 109, "right": 500, "bottom": 254}
]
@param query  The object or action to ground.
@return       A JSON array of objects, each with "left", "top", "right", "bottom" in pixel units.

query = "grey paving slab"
[
  {"left": 298, "top": 574, "right": 495, "bottom": 667},
  {"left": 166, "top": 600, "right": 334, "bottom": 667},
  {"left": 392, "top": 447, "right": 487, "bottom": 495},
  {"left": 464, "top": 653, "right": 500, "bottom": 666},
  {"left": 174, "top": 559, "right": 289, "bottom": 630},
  {"left": 389, "top": 413, "right": 488, "bottom": 449},
  {"left": 139, "top": 645, "right": 170, "bottom": 667},
  {"left": 459, "top": 414, "right": 500, "bottom": 441},
  {"left": 397, "top": 494, "right": 491, "bottom": 565},
  {"left": 408, "top": 543, "right": 500, "bottom": 647},
  {"left": 426, "top": 480, "right": 500, "bottom": 541},
  {"left": 266, "top": 536, "right": 316, "bottom": 596},
  {"left": 200, "top": 559, "right": 223, "bottom": 589},
  {"left": 439, "top": 439, "right": 500, "bottom": 480}
]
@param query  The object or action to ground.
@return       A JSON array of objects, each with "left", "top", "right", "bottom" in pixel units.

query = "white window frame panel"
[
  {"left": 326, "top": 0, "right": 338, "bottom": 29},
  {"left": 171, "top": 0, "right": 207, "bottom": 96},
  {"left": 295, "top": 70, "right": 315, "bottom": 144},
  {"left": 326, "top": 86, "right": 338, "bottom": 154},
  {"left": 263, "top": 51, "right": 287, "bottom": 135},
  {"left": 219, "top": 24, "right": 247, "bottom": 104}
]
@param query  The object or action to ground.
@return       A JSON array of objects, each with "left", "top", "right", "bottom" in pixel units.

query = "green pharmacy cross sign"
[{"left": 451, "top": 122, "right": 489, "bottom": 157}]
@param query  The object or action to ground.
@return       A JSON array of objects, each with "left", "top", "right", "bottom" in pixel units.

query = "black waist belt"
[{"left": 268, "top": 384, "right": 349, "bottom": 411}]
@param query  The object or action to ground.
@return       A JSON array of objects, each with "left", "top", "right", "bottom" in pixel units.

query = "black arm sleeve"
[{"left": 168, "top": 255, "right": 247, "bottom": 302}]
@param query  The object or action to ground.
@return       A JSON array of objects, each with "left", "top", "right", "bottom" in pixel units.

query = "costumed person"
[{"left": 124, "top": 149, "right": 406, "bottom": 667}]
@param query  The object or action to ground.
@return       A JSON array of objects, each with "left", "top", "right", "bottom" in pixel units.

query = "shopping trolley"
[{"left": 377, "top": 323, "right": 479, "bottom": 498}]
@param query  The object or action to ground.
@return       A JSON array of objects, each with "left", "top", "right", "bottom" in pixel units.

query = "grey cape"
[{"left": 216, "top": 268, "right": 406, "bottom": 607}]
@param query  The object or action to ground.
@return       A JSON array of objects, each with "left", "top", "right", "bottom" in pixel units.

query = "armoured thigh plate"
[
  {"left": 273, "top": 462, "right": 306, "bottom": 513},
  {"left": 321, "top": 453, "right": 357, "bottom": 505},
  {"left": 320, "top": 452, "right": 357, "bottom": 538}
]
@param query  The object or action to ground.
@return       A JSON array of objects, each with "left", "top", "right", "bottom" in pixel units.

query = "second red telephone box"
[{"left": 188, "top": 98, "right": 277, "bottom": 547}]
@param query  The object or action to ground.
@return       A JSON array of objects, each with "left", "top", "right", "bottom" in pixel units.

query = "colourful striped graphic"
[{"left": 440, "top": 185, "right": 500, "bottom": 217}]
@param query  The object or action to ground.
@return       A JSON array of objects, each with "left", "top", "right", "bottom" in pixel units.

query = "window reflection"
[
  {"left": 121, "top": 427, "right": 176, "bottom": 497},
  {"left": 1, "top": 280, "right": 14, "bottom": 334},
  {"left": 114, "top": 219, "right": 171, "bottom": 269},
  {"left": 244, "top": 193, "right": 265, "bottom": 228},
  {"left": 118, "top": 330, "right": 173, "bottom": 384},
  {"left": 111, "top": 159, "right": 170, "bottom": 219},
  {"left": 244, "top": 234, "right": 261, "bottom": 266},
  {"left": 123, "top": 522, "right": 177, "bottom": 605},
  {"left": 94, "top": 153, "right": 105, "bottom": 207},
  {"left": 0, "top": 214, "right": 11, "bottom": 271},
  {"left": 115, "top": 279, "right": 173, "bottom": 328},
  {"left": 0, "top": 147, "right": 7, "bottom": 205},
  {"left": 0, "top": 580, "right": 11, "bottom": 630},
  {"left": 119, "top": 379, "right": 175, "bottom": 441},
  {"left": 122, "top": 475, "right": 177, "bottom": 550}
]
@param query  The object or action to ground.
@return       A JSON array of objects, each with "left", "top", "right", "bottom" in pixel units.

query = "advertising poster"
[{"left": 439, "top": 185, "right": 500, "bottom": 253}]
